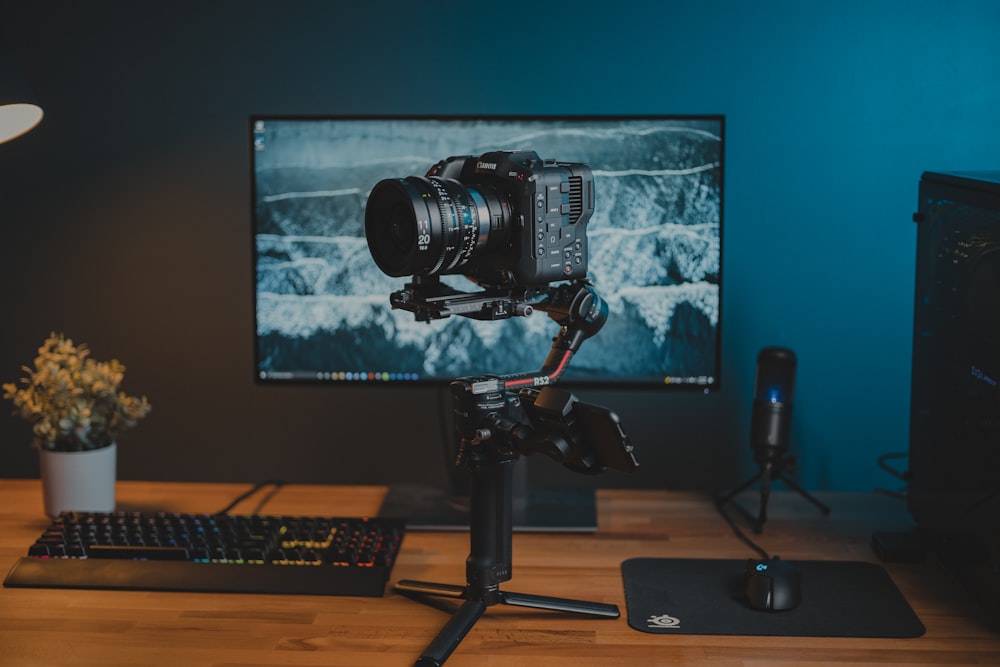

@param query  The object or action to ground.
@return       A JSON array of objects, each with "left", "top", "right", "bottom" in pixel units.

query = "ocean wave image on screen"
[{"left": 254, "top": 118, "right": 721, "bottom": 383}]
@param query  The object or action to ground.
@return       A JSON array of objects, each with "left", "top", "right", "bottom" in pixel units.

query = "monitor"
[{"left": 252, "top": 115, "right": 723, "bottom": 389}]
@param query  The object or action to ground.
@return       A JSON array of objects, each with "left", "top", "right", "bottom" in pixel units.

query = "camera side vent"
[{"left": 568, "top": 175, "right": 584, "bottom": 223}]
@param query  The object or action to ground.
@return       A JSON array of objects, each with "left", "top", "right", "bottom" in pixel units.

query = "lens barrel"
[{"left": 365, "top": 176, "right": 509, "bottom": 278}]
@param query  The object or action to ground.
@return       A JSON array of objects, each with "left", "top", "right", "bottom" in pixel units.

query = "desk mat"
[{"left": 622, "top": 558, "right": 925, "bottom": 638}]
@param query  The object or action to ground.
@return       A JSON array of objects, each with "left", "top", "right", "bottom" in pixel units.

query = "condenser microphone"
[
  {"left": 717, "top": 345, "right": 827, "bottom": 532},
  {"left": 750, "top": 347, "right": 797, "bottom": 463}
]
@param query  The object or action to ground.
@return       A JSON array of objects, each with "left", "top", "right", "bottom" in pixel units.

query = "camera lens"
[
  {"left": 365, "top": 176, "right": 509, "bottom": 278},
  {"left": 387, "top": 200, "right": 416, "bottom": 254}
]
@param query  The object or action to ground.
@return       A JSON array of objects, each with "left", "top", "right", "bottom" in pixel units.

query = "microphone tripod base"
[{"left": 715, "top": 456, "right": 831, "bottom": 534}]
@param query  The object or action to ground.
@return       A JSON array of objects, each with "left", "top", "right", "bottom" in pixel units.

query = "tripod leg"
[
  {"left": 416, "top": 597, "right": 487, "bottom": 667},
  {"left": 501, "top": 590, "right": 620, "bottom": 617},
  {"left": 715, "top": 471, "right": 764, "bottom": 529},
  {"left": 776, "top": 471, "right": 831, "bottom": 515},
  {"left": 715, "top": 470, "right": 763, "bottom": 506}
]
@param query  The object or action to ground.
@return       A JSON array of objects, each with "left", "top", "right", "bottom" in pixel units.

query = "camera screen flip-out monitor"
[{"left": 251, "top": 115, "right": 723, "bottom": 389}]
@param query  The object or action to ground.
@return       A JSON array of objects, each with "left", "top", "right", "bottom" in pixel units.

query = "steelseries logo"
[
  {"left": 476, "top": 161, "right": 498, "bottom": 171},
  {"left": 647, "top": 613, "right": 681, "bottom": 629}
]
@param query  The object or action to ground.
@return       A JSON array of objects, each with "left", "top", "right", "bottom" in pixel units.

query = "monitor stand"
[{"left": 379, "top": 460, "right": 597, "bottom": 533}]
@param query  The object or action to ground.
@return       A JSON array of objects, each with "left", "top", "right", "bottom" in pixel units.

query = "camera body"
[
  {"left": 428, "top": 150, "right": 593, "bottom": 285},
  {"left": 365, "top": 150, "right": 594, "bottom": 287}
]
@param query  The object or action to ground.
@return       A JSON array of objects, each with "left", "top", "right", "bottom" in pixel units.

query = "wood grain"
[{"left": 1, "top": 479, "right": 998, "bottom": 666}]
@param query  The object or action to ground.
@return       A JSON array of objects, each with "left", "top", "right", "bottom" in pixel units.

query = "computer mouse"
[{"left": 742, "top": 557, "right": 801, "bottom": 611}]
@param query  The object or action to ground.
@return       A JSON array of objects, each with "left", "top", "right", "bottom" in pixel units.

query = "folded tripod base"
[
  {"left": 396, "top": 578, "right": 620, "bottom": 616},
  {"left": 396, "top": 579, "right": 620, "bottom": 667}
]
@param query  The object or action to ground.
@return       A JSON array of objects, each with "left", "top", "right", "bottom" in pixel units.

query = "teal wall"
[{"left": 1, "top": 1, "right": 998, "bottom": 491}]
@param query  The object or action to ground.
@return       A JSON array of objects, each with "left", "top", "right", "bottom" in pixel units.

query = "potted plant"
[{"left": 3, "top": 332, "right": 151, "bottom": 516}]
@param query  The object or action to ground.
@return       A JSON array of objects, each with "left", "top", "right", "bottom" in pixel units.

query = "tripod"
[
  {"left": 716, "top": 452, "right": 830, "bottom": 534},
  {"left": 395, "top": 428, "right": 619, "bottom": 667}
]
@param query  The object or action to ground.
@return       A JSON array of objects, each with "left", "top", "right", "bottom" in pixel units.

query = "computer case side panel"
[{"left": 908, "top": 170, "right": 1000, "bottom": 618}]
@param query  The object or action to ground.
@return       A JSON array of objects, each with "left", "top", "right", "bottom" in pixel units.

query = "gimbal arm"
[
  {"left": 389, "top": 276, "right": 608, "bottom": 389},
  {"left": 501, "top": 280, "right": 608, "bottom": 390}
]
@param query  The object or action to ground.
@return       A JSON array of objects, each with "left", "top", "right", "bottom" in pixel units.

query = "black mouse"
[{"left": 742, "top": 557, "right": 801, "bottom": 611}]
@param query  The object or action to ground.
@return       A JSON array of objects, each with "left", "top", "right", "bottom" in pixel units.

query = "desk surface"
[{"left": 1, "top": 479, "right": 998, "bottom": 666}]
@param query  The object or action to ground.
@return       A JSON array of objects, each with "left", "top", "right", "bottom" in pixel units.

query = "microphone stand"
[
  {"left": 716, "top": 348, "right": 829, "bottom": 533},
  {"left": 716, "top": 447, "right": 830, "bottom": 534}
]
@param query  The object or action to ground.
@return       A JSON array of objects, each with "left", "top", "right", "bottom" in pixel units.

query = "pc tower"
[{"left": 908, "top": 171, "right": 1000, "bottom": 620}]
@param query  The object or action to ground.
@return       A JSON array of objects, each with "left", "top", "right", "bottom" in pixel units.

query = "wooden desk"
[{"left": 1, "top": 479, "right": 998, "bottom": 666}]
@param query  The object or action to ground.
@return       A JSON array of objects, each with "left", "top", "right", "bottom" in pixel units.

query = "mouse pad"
[{"left": 621, "top": 558, "right": 925, "bottom": 638}]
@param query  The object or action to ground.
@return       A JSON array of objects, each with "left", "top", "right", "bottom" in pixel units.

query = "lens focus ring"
[{"left": 365, "top": 175, "right": 502, "bottom": 279}]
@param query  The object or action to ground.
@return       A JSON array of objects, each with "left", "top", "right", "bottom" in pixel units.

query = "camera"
[{"left": 365, "top": 150, "right": 594, "bottom": 287}]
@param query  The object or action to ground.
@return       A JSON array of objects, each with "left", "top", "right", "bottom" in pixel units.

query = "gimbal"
[{"left": 393, "top": 277, "right": 637, "bottom": 667}]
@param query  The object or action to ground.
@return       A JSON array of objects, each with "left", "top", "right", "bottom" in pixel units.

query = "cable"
[
  {"left": 502, "top": 350, "right": 574, "bottom": 390},
  {"left": 875, "top": 452, "right": 909, "bottom": 500},
  {"left": 713, "top": 494, "right": 770, "bottom": 560},
  {"left": 877, "top": 452, "right": 909, "bottom": 481},
  {"left": 215, "top": 479, "right": 286, "bottom": 515}
]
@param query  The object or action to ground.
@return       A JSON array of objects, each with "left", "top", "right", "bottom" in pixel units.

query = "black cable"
[
  {"left": 877, "top": 452, "right": 909, "bottom": 481},
  {"left": 714, "top": 494, "right": 770, "bottom": 560},
  {"left": 215, "top": 479, "right": 286, "bottom": 515},
  {"left": 875, "top": 452, "right": 909, "bottom": 500}
]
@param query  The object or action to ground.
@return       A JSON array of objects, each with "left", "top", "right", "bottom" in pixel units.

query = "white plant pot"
[{"left": 38, "top": 443, "right": 117, "bottom": 517}]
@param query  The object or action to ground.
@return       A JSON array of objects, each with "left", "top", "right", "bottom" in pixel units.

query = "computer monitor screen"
[{"left": 252, "top": 115, "right": 723, "bottom": 388}]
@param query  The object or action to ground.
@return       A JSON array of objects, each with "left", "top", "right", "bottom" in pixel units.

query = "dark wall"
[{"left": 2, "top": 1, "right": 999, "bottom": 491}]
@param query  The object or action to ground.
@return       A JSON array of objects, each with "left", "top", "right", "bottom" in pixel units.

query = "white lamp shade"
[
  {"left": 0, "top": 54, "right": 43, "bottom": 144},
  {"left": 0, "top": 102, "right": 43, "bottom": 144}
]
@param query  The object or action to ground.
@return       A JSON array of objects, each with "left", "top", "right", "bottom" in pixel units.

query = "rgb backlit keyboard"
[{"left": 4, "top": 511, "right": 406, "bottom": 596}]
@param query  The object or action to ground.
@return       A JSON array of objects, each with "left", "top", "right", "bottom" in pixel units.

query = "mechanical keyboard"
[{"left": 3, "top": 511, "right": 406, "bottom": 596}]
